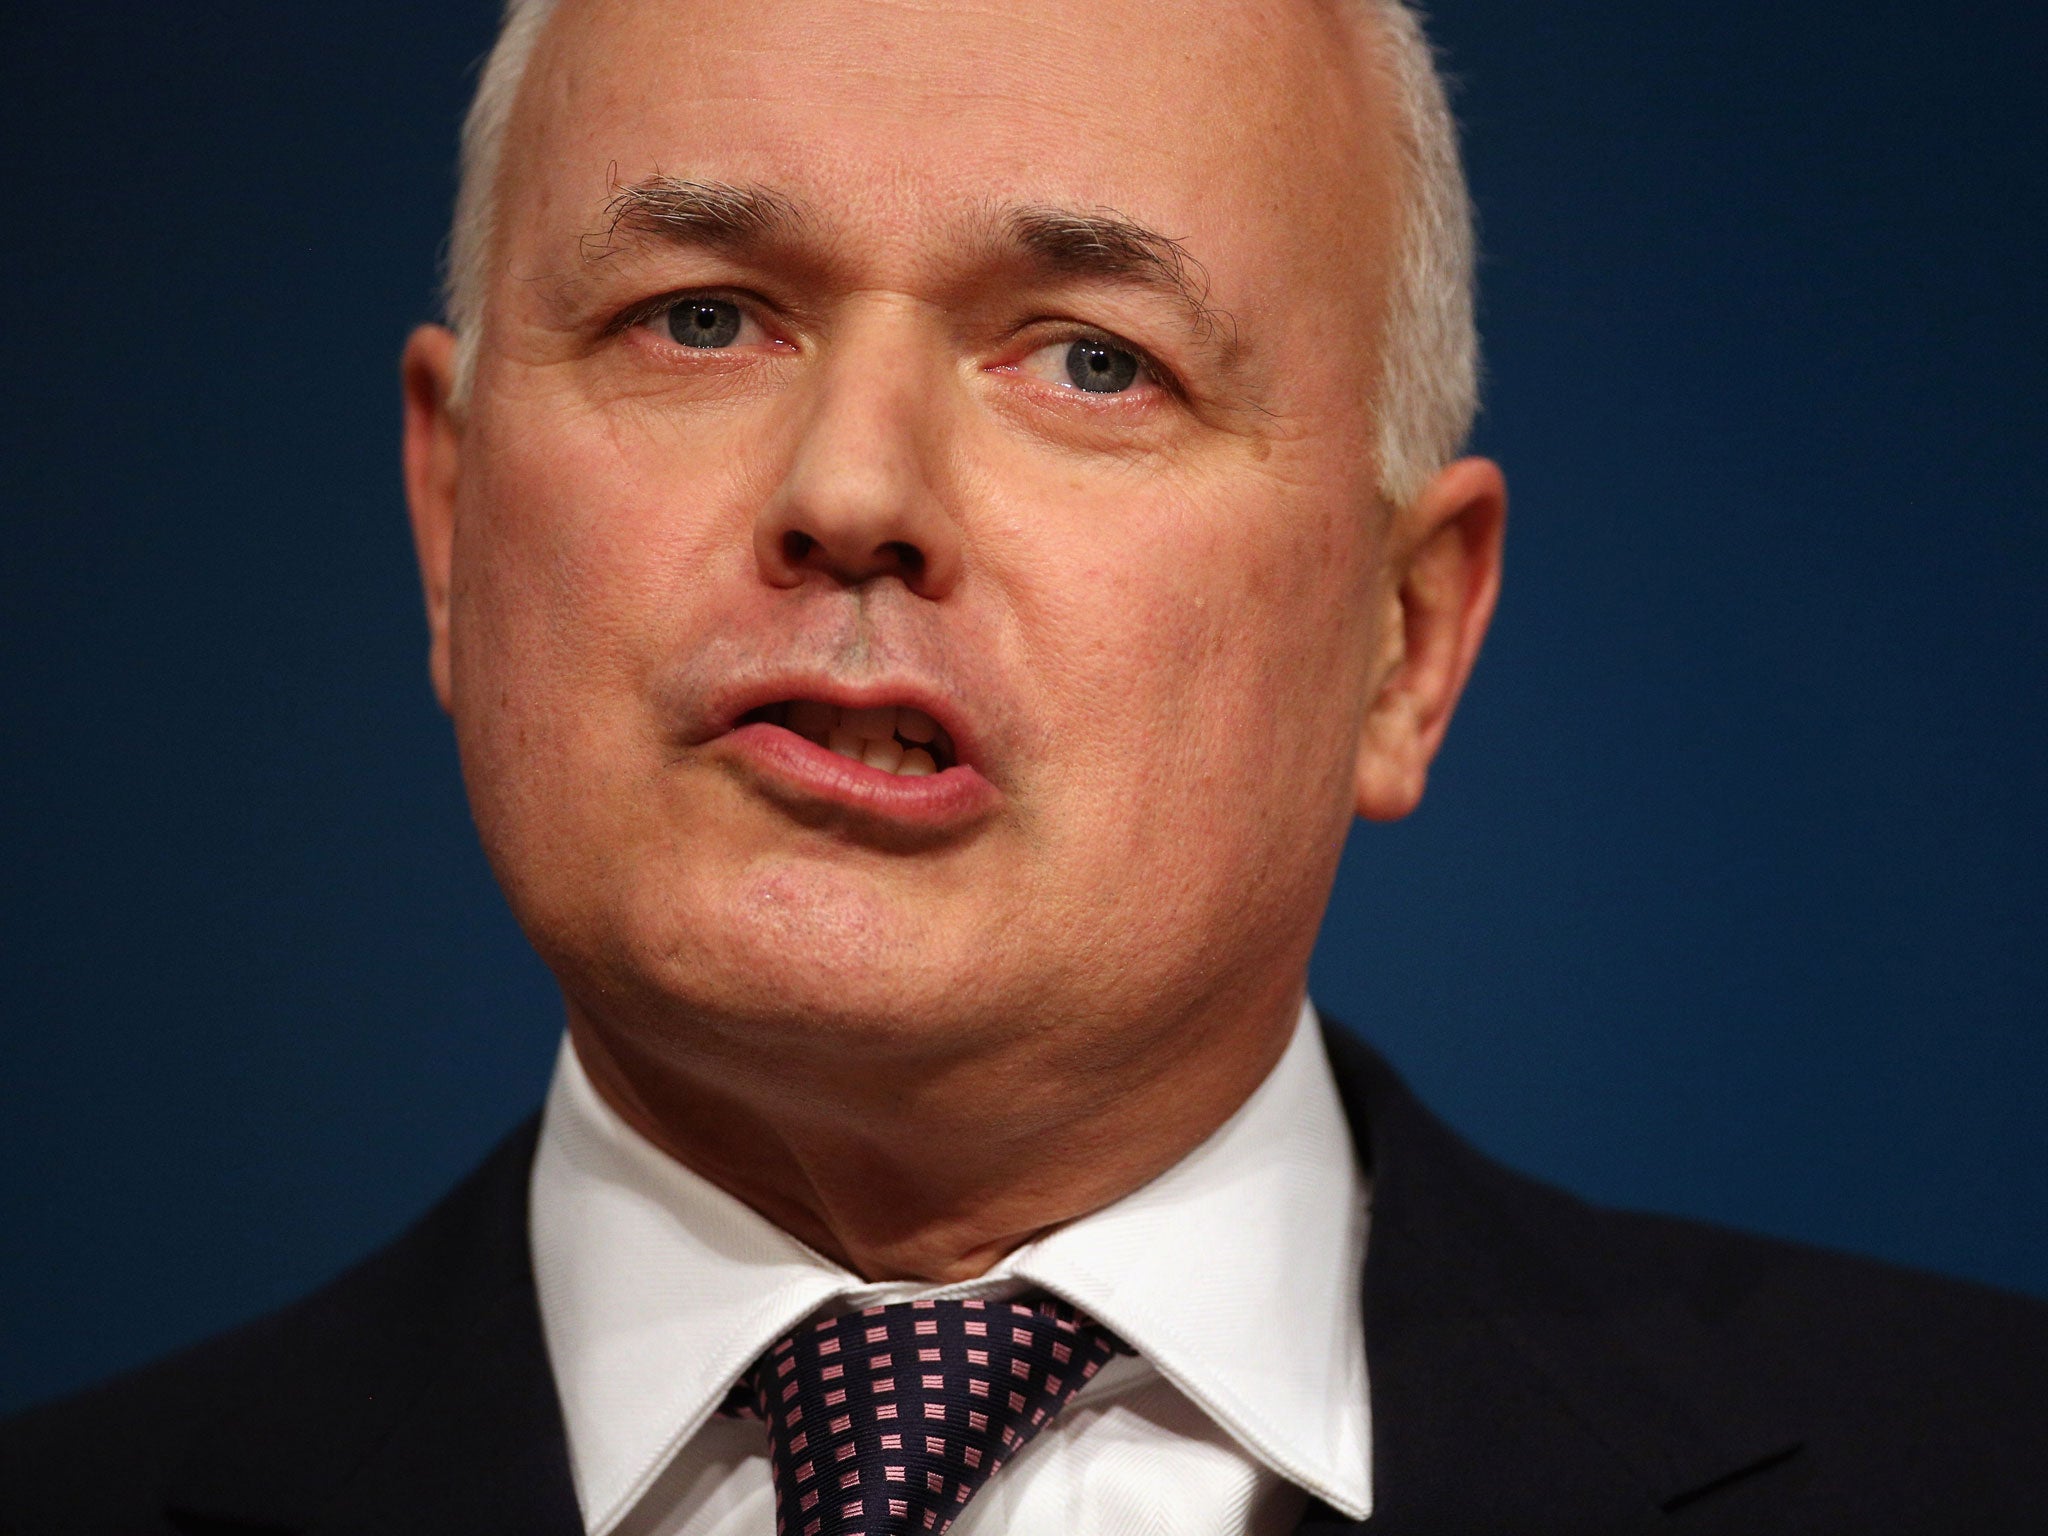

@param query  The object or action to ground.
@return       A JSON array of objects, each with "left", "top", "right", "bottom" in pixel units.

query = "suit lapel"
[
  {"left": 1309, "top": 1022, "right": 1804, "bottom": 1534},
  {"left": 300, "top": 1274, "right": 583, "bottom": 1536},
  {"left": 163, "top": 1119, "right": 583, "bottom": 1536}
]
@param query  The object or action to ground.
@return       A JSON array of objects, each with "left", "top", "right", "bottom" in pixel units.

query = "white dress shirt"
[{"left": 528, "top": 1001, "right": 1372, "bottom": 1536}]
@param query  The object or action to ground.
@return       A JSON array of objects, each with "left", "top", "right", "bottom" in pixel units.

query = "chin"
[{"left": 583, "top": 853, "right": 997, "bottom": 1048}]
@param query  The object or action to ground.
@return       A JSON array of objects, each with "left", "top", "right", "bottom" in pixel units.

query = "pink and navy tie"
[{"left": 722, "top": 1294, "right": 1125, "bottom": 1536}]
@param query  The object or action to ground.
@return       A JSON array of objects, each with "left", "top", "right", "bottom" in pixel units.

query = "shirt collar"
[{"left": 528, "top": 1001, "right": 1371, "bottom": 1533}]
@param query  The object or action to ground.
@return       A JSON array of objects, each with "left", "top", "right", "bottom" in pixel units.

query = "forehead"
[{"left": 502, "top": 0, "right": 1399, "bottom": 318}]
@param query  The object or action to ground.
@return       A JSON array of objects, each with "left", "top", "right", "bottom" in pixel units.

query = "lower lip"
[{"left": 717, "top": 721, "right": 999, "bottom": 831}]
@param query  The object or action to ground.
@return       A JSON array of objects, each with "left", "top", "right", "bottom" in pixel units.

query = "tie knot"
[{"left": 724, "top": 1293, "right": 1124, "bottom": 1536}]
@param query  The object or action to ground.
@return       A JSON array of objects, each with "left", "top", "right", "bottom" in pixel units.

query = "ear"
[
  {"left": 1353, "top": 456, "right": 1507, "bottom": 821},
  {"left": 401, "top": 325, "right": 463, "bottom": 713}
]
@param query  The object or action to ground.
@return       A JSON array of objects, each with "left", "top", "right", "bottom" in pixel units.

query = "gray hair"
[{"left": 442, "top": 0, "right": 1478, "bottom": 508}]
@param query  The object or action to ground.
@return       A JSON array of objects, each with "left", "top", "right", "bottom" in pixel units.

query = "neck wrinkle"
[{"left": 562, "top": 984, "right": 1302, "bottom": 1282}]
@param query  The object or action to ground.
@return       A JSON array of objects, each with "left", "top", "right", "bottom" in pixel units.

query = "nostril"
[
  {"left": 881, "top": 540, "right": 925, "bottom": 578},
  {"left": 771, "top": 528, "right": 934, "bottom": 587}
]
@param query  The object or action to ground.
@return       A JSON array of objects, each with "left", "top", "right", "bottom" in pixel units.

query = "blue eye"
[
  {"left": 1017, "top": 333, "right": 1154, "bottom": 395},
  {"left": 1065, "top": 338, "right": 1141, "bottom": 393},
  {"left": 666, "top": 299, "right": 745, "bottom": 348}
]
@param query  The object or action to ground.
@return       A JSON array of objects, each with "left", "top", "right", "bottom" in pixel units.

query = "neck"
[{"left": 565, "top": 988, "right": 1302, "bottom": 1283}]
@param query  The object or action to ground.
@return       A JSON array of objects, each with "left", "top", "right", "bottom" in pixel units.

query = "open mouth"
[{"left": 738, "top": 700, "right": 960, "bottom": 777}]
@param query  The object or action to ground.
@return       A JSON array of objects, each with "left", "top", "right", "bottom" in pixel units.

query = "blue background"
[{"left": 3, "top": 1, "right": 2043, "bottom": 1412}]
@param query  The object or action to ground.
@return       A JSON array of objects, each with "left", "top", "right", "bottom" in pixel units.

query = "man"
[{"left": 4, "top": 0, "right": 2044, "bottom": 1532}]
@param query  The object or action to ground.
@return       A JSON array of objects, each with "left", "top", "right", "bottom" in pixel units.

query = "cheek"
[
  {"left": 1005, "top": 460, "right": 1380, "bottom": 884},
  {"left": 442, "top": 403, "right": 765, "bottom": 908},
  {"left": 450, "top": 399, "right": 767, "bottom": 715}
]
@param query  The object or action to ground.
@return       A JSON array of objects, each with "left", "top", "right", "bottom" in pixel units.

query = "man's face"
[{"left": 419, "top": 0, "right": 1433, "bottom": 1070}]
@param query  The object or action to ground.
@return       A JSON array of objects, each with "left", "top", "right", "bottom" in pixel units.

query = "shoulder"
[
  {"left": 0, "top": 1119, "right": 543, "bottom": 1534},
  {"left": 1566, "top": 1192, "right": 2048, "bottom": 1523},
  {"left": 1464, "top": 1095, "right": 2048, "bottom": 1430},
  {"left": 0, "top": 1319, "right": 262, "bottom": 1534},
  {"left": 1324, "top": 1015, "right": 2048, "bottom": 1377},
  {"left": 1604, "top": 1197, "right": 2048, "bottom": 1434},
  {"left": 1320, "top": 1019, "right": 2048, "bottom": 1526}
]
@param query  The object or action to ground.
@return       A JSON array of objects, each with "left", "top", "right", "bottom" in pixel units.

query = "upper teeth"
[{"left": 785, "top": 702, "right": 944, "bottom": 776}]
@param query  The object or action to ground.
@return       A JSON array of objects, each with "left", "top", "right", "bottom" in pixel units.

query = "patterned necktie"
[{"left": 721, "top": 1293, "right": 1125, "bottom": 1536}]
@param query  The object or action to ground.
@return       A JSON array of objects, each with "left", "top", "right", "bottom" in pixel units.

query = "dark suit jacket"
[{"left": 5, "top": 1023, "right": 2046, "bottom": 1534}]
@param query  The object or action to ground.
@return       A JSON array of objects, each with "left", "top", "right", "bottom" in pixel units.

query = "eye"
[
  {"left": 1018, "top": 335, "right": 1153, "bottom": 395},
  {"left": 639, "top": 296, "right": 769, "bottom": 350}
]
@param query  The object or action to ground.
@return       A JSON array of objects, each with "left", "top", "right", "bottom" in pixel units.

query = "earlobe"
[
  {"left": 400, "top": 325, "right": 463, "bottom": 714},
  {"left": 1351, "top": 456, "right": 1508, "bottom": 822}
]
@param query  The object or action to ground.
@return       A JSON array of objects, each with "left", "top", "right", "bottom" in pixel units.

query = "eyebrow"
[
  {"left": 588, "top": 175, "right": 803, "bottom": 257},
  {"left": 1000, "top": 205, "right": 1224, "bottom": 339},
  {"left": 585, "top": 177, "right": 1229, "bottom": 348}
]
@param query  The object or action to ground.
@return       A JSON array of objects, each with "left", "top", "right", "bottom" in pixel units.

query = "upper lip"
[{"left": 699, "top": 674, "right": 983, "bottom": 773}]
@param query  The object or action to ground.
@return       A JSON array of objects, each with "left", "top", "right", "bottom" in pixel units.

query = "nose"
[{"left": 754, "top": 332, "right": 963, "bottom": 600}]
